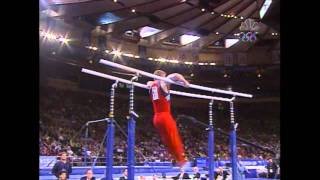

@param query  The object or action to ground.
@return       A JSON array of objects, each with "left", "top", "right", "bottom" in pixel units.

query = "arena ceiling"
[{"left": 41, "top": 0, "right": 280, "bottom": 52}]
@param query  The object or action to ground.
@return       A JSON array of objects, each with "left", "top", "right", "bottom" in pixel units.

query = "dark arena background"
[{"left": 39, "top": 0, "right": 280, "bottom": 179}]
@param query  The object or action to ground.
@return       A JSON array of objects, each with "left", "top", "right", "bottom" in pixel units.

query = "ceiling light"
[
  {"left": 180, "top": 34, "right": 200, "bottom": 45},
  {"left": 112, "top": 50, "right": 121, "bottom": 56}
]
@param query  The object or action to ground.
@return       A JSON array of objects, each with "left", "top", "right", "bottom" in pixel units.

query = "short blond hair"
[{"left": 153, "top": 70, "right": 166, "bottom": 77}]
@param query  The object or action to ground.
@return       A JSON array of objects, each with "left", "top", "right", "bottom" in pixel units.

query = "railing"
[
  {"left": 41, "top": 155, "right": 273, "bottom": 168},
  {"left": 66, "top": 156, "right": 162, "bottom": 166}
]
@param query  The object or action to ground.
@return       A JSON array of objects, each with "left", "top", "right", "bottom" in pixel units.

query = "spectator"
[
  {"left": 80, "top": 169, "right": 96, "bottom": 180},
  {"left": 58, "top": 169, "right": 68, "bottom": 180},
  {"left": 52, "top": 151, "right": 72, "bottom": 178},
  {"left": 173, "top": 167, "right": 190, "bottom": 180},
  {"left": 119, "top": 169, "right": 128, "bottom": 180},
  {"left": 266, "top": 158, "right": 277, "bottom": 179},
  {"left": 214, "top": 167, "right": 229, "bottom": 180},
  {"left": 192, "top": 166, "right": 201, "bottom": 180}
]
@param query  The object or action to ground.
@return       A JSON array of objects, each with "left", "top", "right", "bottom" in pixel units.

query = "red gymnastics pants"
[{"left": 153, "top": 112, "right": 186, "bottom": 165}]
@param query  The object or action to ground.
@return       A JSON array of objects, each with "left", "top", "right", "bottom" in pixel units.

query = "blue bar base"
[
  {"left": 127, "top": 112, "right": 137, "bottom": 180},
  {"left": 230, "top": 125, "right": 238, "bottom": 180},
  {"left": 208, "top": 126, "right": 215, "bottom": 180},
  {"left": 106, "top": 119, "right": 115, "bottom": 180}
]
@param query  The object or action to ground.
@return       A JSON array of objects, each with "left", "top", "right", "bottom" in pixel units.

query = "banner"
[
  {"left": 40, "top": 156, "right": 57, "bottom": 168},
  {"left": 195, "top": 158, "right": 267, "bottom": 168},
  {"left": 216, "top": 160, "right": 267, "bottom": 167},
  {"left": 237, "top": 53, "right": 247, "bottom": 66},
  {"left": 224, "top": 53, "right": 234, "bottom": 66}
]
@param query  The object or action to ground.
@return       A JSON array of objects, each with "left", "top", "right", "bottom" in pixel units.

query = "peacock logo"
[{"left": 239, "top": 19, "right": 260, "bottom": 32}]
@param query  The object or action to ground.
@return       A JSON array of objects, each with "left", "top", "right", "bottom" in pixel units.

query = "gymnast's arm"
[
  {"left": 167, "top": 73, "right": 190, "bottom": 87},
  {"left": 147, "top": 81, "right": 154, "bottom": 88}
]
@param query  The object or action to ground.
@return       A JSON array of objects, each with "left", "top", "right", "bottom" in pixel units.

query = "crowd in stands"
[{"left": 40, "top": 85, "right": 280, "bottom": 166}]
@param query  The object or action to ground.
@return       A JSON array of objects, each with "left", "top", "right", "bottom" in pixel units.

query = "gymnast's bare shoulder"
[{"left": 147, "top": 81, "right": 154, "bottom": 88}]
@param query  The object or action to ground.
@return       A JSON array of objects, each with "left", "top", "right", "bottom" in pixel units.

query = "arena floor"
[
  {"left": 39, "top": 175, "right": 277, "bottom": 180},
  {"left": 39, "top": 173, "right": 278, "bottom": 180}
]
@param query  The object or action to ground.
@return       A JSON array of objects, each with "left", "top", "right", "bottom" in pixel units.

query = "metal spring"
[
  {"left": 230, "top": 101, "right": 235, "bottom": 124},
  {"left": 209, "top": 100, "right": 213, "bottom": 126}
]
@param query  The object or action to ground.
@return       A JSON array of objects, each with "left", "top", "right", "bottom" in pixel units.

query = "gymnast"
[{"left": 147, "top": 70, "right": 189, "bottom": 167}]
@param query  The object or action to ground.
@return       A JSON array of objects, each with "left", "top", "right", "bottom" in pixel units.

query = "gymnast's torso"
[{"left": 149, "top": 80, "right": 171, "bottom": 114}]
